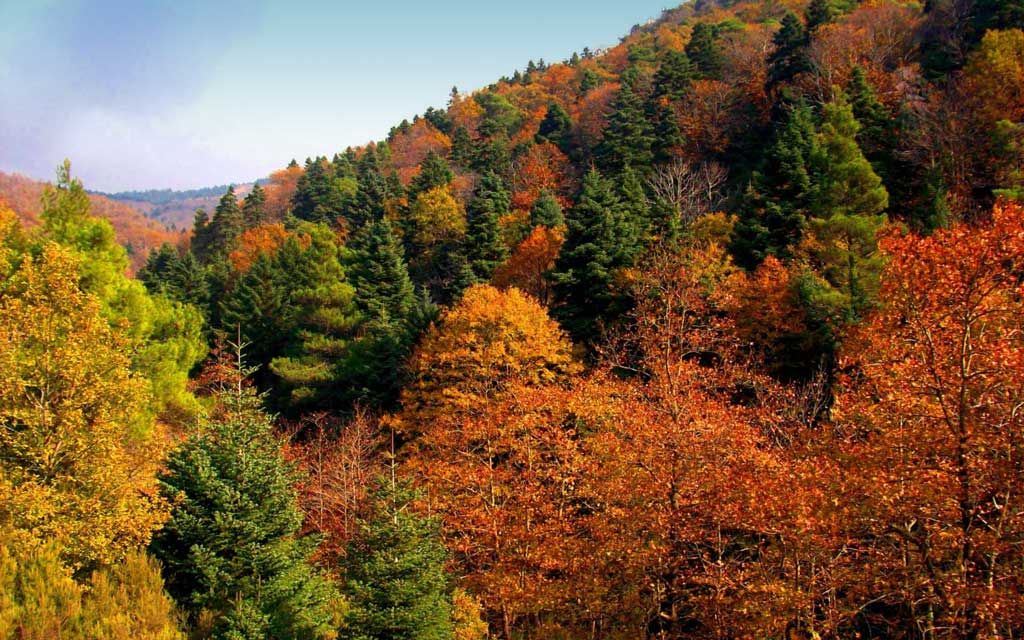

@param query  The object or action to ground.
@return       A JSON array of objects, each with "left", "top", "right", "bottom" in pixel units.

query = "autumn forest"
[{"left": 2, "top": 0, "right": 1024, "bottom": 638}]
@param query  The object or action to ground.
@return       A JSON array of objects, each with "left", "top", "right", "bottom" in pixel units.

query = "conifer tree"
[
  {"left": 206, "top": 186, "right": 244, "bottom": 260},
  {"left": 190, "top": 208, "right": 214, "bottom": 263},
  {"left": 348, "top": 217, "right": 416, "bottom": 322},
  {"left": 339, "top": 477, "right": 453, "bottom": 640},
  {"left": 270, "top": 224, "right": 361, "bottom": 410},
  {"left": 350, "top": 162, "right": 388, "bottom": 229},
  {"left": 767, "top": 12, "right": 811, "bottom": 89},
  {"left": 465, "top": 172, "right": 510, "bottom": 282},
  {"left": 847, "top": 66, "right": 894, "bottom": 183},
  {"left": 219, "top": 252, "right": 293, "bottom": 376},
  {"left": 805, "top": 0, "right": 838, "bottom": 33},
  {"left": 550, "top": 169, "right": 640, "bottom": 342},
  {"left": 731, "top": 102, "right": 818, "bottom": 269},
  {"left": 138, "top": 243, "right": 181, "bottom": 295},
  {"left": 685, "top": 22, "right": 725, "bottom": 80},
  {"left": 450, "top": 126, "right": 474, "bottom": 169},
  {"left": 596, "top": 81, "right": 656, "bottom": 173},
  {"left": 652, "top": 50, "right": 696, "bottom": 102},
  {"left": 536, "top": 103, "right": 573, "bottom": 152},
  {"left": 530, "top": 189, "right": 565, "bottom": 228},
  {"left": 242, "top": 182, "right": 267, "bottom": 227},
  {"left": 167, "top": 250, "right": 211, "bottom": 313},
  {"left": 806, "top": 93, "right": 889, "bottom": 321},
  {"left": 409, "top": 151, "right": 454, "bottom": 202},
  {"left": 151, "top": 352, "right": 338, "bottom": 640},
  {"left": 292, "top": 157, "right": 334, "bottom": 223},
  {"left": 620, "top": 166, "right": 652, "bottom": 243}
]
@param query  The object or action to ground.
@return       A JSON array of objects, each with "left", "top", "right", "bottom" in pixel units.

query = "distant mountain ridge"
[{"left": 99, "top": 182, "right": 259, "bottom": 230}]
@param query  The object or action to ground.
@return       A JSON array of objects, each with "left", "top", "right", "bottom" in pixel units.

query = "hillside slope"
[{"left": 0, "top": 171, "right": 183, "bottom": 270}]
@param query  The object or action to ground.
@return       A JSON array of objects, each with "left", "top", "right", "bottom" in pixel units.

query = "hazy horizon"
[{"left": 0, "top": 0, "right": 669, "bottom": 193}]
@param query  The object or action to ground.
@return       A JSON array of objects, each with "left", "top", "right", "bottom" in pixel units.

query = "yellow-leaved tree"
[{"left": 0, "top": 233, "right": 169, "bottom": 568}]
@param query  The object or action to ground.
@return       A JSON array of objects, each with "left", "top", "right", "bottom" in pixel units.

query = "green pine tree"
[
  {"left": 408, "top": 151, "right": 454, "bottom": 201},
  {"left": 731, "top": 102, "right": 818, "bottom": 269},
  {"left": 339, "top": 476, "right": 453, "bottom": 640},
  {"left": 805, "top": 0, "right": 838, "bottom": 32},
  {"left": 767, "top": 12, "right": 811, "bottom": 89},
  {"left": 465, "top": 172, "right": 511, "bottom": 281},
  {"left": 685, "top": 22, "right": 725, "bottom": 80},
  {"left": 530, "top": 189, "right": 565, "bottom": 228},
  {"left": 596, "top": 80, "right": 656, "bottom": 173},
  {"left": 348, "top": 217, "right": 416, "bottom": 322},
  {"left": 805, "top": 92, "right": 889, "bottom": 322},
  {"left": 536, "top": 103, "right": 573, "bottom": 152},
  {"left": 151, "top": 354, "right": 339, "bottom": 640},
  {"left": 138, "top": 243, "right": 181, "bottom": 295},
  {"left": 652, "top": 50, "right": 696, "bottom": 102},
  {"left": 242, "top": 183, "right": 267, "bottom": 227},
  {"left": 550, "top": 169, "right": 640, "bottom": 342}
]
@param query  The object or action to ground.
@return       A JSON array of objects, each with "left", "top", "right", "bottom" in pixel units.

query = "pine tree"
[
  {"left": 620, "top": 166, "right": 651, "bottom": 244},
  {"left": 348, "top": 217, "right": 416, "bottom": 322},
  {"left": 206, "top": 186, "right": 244, "bottom": 260},
  {"left": 806, "top": 93, "right": 889, "bottom": 321},
  {"left": 596, "top": 81, "right": 656, "bottom": 173},
  {"left": 450, "top": 126, "right": 475, "bottom": 169},
  {"left": 652, "top": 50, "right": 696, "bottom": 102},
  {"left": 536, "top": 103, "right": 573, "bottom": 152},
  {"left": 580, "top": 68, "right": 600, "bottom": 93},
  {"left": 218, "top": 252, "right": 293, "bottom": 376},
  {"left": 138, "top": 243, "right": 181, "bottom": 295},
  {"left": 767, "top": 12, "right": 811, "bottom": 89},
  {"left": 530, "top": 189, "right": 565, "bottom": 228},
  {"left": 339, "top": 477, "right": 453, "bottom": 640},
  {"left": 685, "top": 22, "right": 725, "bottom": 80},
  {"left": 465, "top": 172, "right": 510, "bottom": 282},
  {"left": 151, "top": 354, "right": 338, "bottom": 640},
  {"left": 805, "top": 0, "right": 838, "bottom": 33},
  {"left": 167, "top": 250, "right": 211, "bottom": 313},
  {"left": 550, "top": 169, "right": 640, "bottom": 342},
  {"left": 847, "top": 66, "right": 894, "bottom": 183},
  {"left": 190, "top": 208, "right": 214, "bottom": 263},
  {"left": 409, "top": 151, "right": 454, "bottom": 201},
  {"left": 350, "top": 161, "right": 388, "bottom": 229},
  {"left": 292, "top": 157, "right": 334, "bottom": 223},
  {"left": 731, "top": 102, "right": 818, "bottom": 269},
  {"left": 241, "top": 182, "right": 267, "bottom": 227},
  {"left": 270, "top": 224, "right": 361, "bottom": 410}
]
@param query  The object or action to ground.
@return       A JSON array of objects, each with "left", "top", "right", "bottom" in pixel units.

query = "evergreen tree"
[
  {"left": 652, "top": 50, "right": 696, "bottom": 102},
  {"left": 292, "top": 158, "right": 344, "bottom": 224},
  {"left": 465, "top": 172, "right": 510, "bottom": 282},
  {"left": 530, "top": 189, "right": 565, "bottom": 228},
  {"left": 596, "top": 81, "right": 656, "bottom": 173},
  {"left": 767, "top": 12, "right": 811, "bottom": 89},
  {"left": 348, "top": 217, "right": 416, "bottom": 322},
  {"left": 218, "top": 253, "right": 293, "bottom": 374},
  {"left": 805, "top": 0, "right": 838, "bottom": 33},
  {"left": 619, "top": 166, "right": 651, "bottom": 244},
  {"left": 151, "top": 356, "right": 338, "bottom": 640},
  {"left": 580, "top": 68, "right": 600, "bottom": 93},
  {"left": 731, "top": 102, "right": 818, "bottom": 269},
  {"left": 190, "top": 208, "right": 214, "bottom": 263},
  {"left": 409, "top": 151, "right": 454, "bottom": 201},
  {"left": 806, "top": 93, "right": 889, "bottom": 321},
  {"left": 242, "top": 182, "right": 267, "bottom": 227},
  {"left": 138, "top": 243, "right": 181, "bottom": 295},
  {"left": 450, "top": 126, "right": 474, "bottom": 169},
  {"left": 270, "top": 224, "right": 361, "bottom": 410},
  {"left": 685, "top": 22, "right": 725, "bottom": 80},
  {"left": 847, "top": 66, "right": 895, "bottom": 184},
  {"left": 167, "top": 250, "right": 211, "bottom": 313},
  {"left": 198, "top": 186, "right": 244, "bottom": 262},
  {"left": 550, "top": 169, "right": 641, "bottom": 342},
  {"left": 350, "top": 162, "right": 388, "bottom": 228},
  {"left": 339, "top": 477, "right": 453, "bottom": 640},
  {"left": 536, "top": 103, "right": 573, "bottom": 152}
]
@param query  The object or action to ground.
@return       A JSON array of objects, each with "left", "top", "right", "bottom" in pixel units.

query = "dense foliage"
[{"left": 5, "top": 0, "right": 1024, "bottom": 638}]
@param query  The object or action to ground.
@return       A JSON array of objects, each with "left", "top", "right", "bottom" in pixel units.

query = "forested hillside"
[
  {"left": 0, "top": 170, "right": 184, "bottom": 270},
  {"left": 3, "top": 0, "right": 1024, "bottom": 638},
  {"left": 102, "top": 183, "right": 258, "bottom": 230}
]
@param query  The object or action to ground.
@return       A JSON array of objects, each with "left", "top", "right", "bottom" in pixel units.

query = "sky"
[{"left": 0, "top": 0, "right": 671, "bottom": 192}]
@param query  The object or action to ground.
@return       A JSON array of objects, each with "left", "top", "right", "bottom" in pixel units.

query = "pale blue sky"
[{"left": 0, "top": 0, "right": 671, "bottom": 192}]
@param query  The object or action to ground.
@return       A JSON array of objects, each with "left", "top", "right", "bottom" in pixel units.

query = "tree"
[
  {"left": 805, "top": 0, "right": 838, "bottom": 33},
  {"left": 151, "top": 353, "right": 339, "bottom": 640},
  {"left": 339, "top": 477, "right": 454, "bottom": 640},
  {"left": 241, "top": 182, "right": 267, "bottom": 227},
  {"left": 401, "top": 284, "right": 578, "bottom": 424},
  {"left": 833, "top": 202, "right": 1024, "bottom": 636},
  {"left": 596, "top": 81, "right": 656, "bottom": 173},
  {"left": 536, "top": 103, "right": 573, "bottom": 152},
  {"left": 36, "top": 162, "right": 206, "bottom": 423},
  {"left": 347, "top": 217, "right": 416, "bottom": 322},
  {"left": 207, "top": 186, "right": 245, "bottom": 260},
  {"left": 685, "top": 22, "right": 724, "bottom": 80},
  {"left": 408, "top": 151, "right": 454, "bottom": 202},
  {"left": 0, "top": 537, "right": 184, "bottom": 640},
  {"left": 652, "top": 50, "right": 696, "bottom": 102},
  {"left": 138, "top": 243, "right": 181, "bottom": 295},
  {"left": 529, "top": 189, "right": 564, "bottom": 228},
  {"left": 408, "top": 186, "right": 467, "bottom": 251},
  {"left": 730, "top": 102, "right": 818, "bottom": 269},
  {"left": 846, "top": 66, "right": 893, "bottom": 182},
  {"left": 292, "top": 157, "right": 339, "bottom": 224},
  {"left": 767, "top": 12, "right": 811, "bottom": 89},
  {"left": 0, "top": 242, "right": 169, "bottom": 569},
  {"left": 270, "top": 223, "right": 361, "bottom": 410},
  {"left": 493, "top": 224, "right": 565, "bottom": 305},
  {"left": 550, "top": 169, "right": 641, "bottom": 342},
  {"left": 465, "top": 172, "right": 510, "bottom": 282},
  {"left": 804, "top": 92, "right": 889, "bottom": 322}
]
